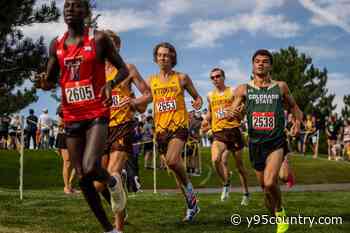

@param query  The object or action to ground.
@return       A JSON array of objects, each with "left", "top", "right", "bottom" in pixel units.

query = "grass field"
[
  {"left": 0, "top": 190, "right": 349, "bottom": 233},
  {"left": 1, "top": 149, "right": 350, "bottom": 233},
  {"left": 1, "top": 149, "right": 350, "bottom": 189}
]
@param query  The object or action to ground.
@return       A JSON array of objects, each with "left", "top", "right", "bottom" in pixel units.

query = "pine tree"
[
  {"left": 342, "top": 95, "right": 350, "bottom": 120},
  {"left": 272, "top": 46, "right": 336, "bottom": 121},
  {"left": 0, "top": 0, "right": 59, "bottom": 115}
]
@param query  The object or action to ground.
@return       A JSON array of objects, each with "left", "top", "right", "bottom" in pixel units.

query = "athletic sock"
[
  {"left": 186, "top": 182, "right": 194, "bottom": 194},
  {"left": 108, "top": 176, "right": 117, "bottom": 189}
]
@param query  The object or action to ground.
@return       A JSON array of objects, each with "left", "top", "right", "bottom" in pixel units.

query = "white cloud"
[
  {"left": 158, "top": 0, "right": 192, "bottom": 17},
  {"left": 218, "top": 58, "right": 249, "bottom": 86},
  {"left": 299, "top": 0, "right": 350, "bottom": 33},
  {"left": 188, "top": 13, "right": 300, "bottom": 48},
  {"left": 297, "top": 45, "right": 341, "bottom": 59},
  {"left": 199, "top": 58, "right": 248, "bottom": 87},
  {"left": 327, "top": 72, "right": 350, "bottom": 113},
  {"left": 96, "top": 9, "right": 155, "bottom": 32},
  {"left": 255, "top": 0, "right": 287, "bottom": 13}
]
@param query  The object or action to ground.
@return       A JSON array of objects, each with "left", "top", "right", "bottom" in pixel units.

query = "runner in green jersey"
[{"left": 227, "top": 49, "right": 303, "bottom": 233}]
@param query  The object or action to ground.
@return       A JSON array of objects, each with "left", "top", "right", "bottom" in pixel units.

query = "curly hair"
[{"left": 153, "top": 42, "right": 177, "bottom": 67}]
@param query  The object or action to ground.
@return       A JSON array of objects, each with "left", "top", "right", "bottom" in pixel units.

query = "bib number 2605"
[{"left": 65, "top": 85, "right": 95, "bottom": 104}]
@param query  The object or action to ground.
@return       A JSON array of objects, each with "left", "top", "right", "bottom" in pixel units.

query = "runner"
[
  {"left": 201, "top": 67, "right": 250, "bottom": 205},
  {"left": 95, "top": 30, "right": 150, "bottom": 233},
  {"left": 227, "top": 49, "right": 303, "bottom": 233},
  {"left": 35, "top": 1, "right": 129, "bottom": 232},
  {"left": 146, "top": 42, "right": 202, "bottom": 221}
]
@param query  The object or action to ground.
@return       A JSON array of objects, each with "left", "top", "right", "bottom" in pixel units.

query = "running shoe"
[
  {"left": 220, "top": 185, "right": 230, "bottom": 201},
  {"left": 276, "top": 208, "right": 289, "bottom": 233}
]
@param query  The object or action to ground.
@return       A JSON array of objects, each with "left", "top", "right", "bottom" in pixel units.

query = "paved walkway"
[{"left": 144, "top": 183, "right": 350, "bottom": 194}]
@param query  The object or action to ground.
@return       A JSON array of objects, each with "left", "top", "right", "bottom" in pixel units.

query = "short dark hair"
[
  {"left": 252, "top": 49, "right": 273, "bottom": 65},
  {"left": 29, "top": 109, "right": 34, "bottom": 114},
  {"left": 210, "top": 67, "right": 225, "bottom": 79},
  {"left": 153, "top": 42, "right": 177, "bottom": 67}
]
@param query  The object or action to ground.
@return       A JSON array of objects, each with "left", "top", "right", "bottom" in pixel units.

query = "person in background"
[
  {"left": 343, "top": 118, "right": 350, "bottom": 161},
  {"left": 25, "top": 109, "right": 38, "bottom": 149},
  {"left": 0, "top": 115, "right": 10, "bottom": 149},
  {"left": 38, "top": 108, "right": 53, "bottom": 149}
]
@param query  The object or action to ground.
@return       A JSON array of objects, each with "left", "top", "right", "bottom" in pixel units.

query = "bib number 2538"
[{"left": 252, "top": 112, "right": 275, "bottom": 131}]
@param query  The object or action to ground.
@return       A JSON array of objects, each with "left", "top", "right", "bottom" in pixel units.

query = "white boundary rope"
[
  {"left": 19, "top": 116, "right": 25, "bottom": 200},
  {"left": 152, "top": 138, "right": 157, "bottom": 194}
]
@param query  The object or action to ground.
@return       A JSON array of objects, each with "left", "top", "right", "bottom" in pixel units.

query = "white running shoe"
[
  {"left": 108, "top": 174, "right": 127, "bottom": 213},
  {"left": 240, "top": 193, "right": 250, "bottom": 206},
  {"left": 183, "top": 204, "right": 200, "bottom": 222},
  {"left": 220, "top": 186, "right": 230, "bottom": 202},
  {"left": 134, "top": 176, "right": 141, "bottom": 190}
]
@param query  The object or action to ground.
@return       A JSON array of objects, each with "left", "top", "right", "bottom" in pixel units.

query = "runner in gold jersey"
[
  {"left": 95, "top": 30, "right": 150, "bottom": 233},
  {"left": 201, "top": 68, "right": 249, "bottom": 205},
  {"left": 146, "top": 42, "right": 202, "bottom": 222}
]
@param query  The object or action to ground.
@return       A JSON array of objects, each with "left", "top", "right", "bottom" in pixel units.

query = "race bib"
[
  {"left": 64, "top": 80, "right": 95, "bottom": 104},
  {"left": 215, "top": 108, "right": 226, "bottom": 120},
  {"left": 111, "top": 90, "right": 123, "bottom": 109},
  {"left": 252, "top": 112, "right": 275, "bottom": 131},
  {"left": 157, "top": 98, "right": 177, "bottom": 113}
]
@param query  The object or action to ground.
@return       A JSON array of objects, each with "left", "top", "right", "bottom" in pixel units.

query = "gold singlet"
[
  {"left": 208, "top": 87, "right": 240, "bottom": 132},
  {"left": 150, "top": 72, "right": 188, "bottom": 133},
  {"left": 106, "top": 64, "right": 134, "bottom": 127}
]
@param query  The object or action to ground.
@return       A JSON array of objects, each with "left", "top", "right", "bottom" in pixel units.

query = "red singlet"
[{"left": 56, "top": 27, "right": 109, "bottom": 122}]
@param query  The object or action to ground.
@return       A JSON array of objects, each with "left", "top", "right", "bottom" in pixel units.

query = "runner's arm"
[
  {"left": 181, "top": 74, "right": 203, "bottom": 110},
  {"left": 129, "top": 64, "right": 151, "bottom": 113},
  {"left": 226, "top": 84, "right": 247, "bottom": 120},
  {"left": 97, "top": 31, "right": 129, "bottom": 88},
  {"left": 279, "top": 81, "right": 303, "bottom": 132},
  {"left": 35, "top": 38, "right": 59, "bottom": 90}
]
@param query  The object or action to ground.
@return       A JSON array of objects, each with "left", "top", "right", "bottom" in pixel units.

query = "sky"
[{"left": 19, "top": 0, "right": 350, "bottom": 119}]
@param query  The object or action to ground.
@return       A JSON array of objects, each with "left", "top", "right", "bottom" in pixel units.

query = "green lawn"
[
  {"left": 0, "top": 190, "right": 349, "bottom": 233},
  {"left": 1, "top": 148, "right": 350, "bottom": 190},
  {"left": 1, "top": 149, "right": 350, "bottom": 233}
]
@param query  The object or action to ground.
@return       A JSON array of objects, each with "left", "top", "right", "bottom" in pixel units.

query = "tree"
[
  {"left": 342, "top": 95, "right": 350, "bottom": 120},
  {"left": 0, "top": 0, "right": 59, "bottom": 115},
  {"left": 272, "top": 46, "right": 336, "bottom": 121}
]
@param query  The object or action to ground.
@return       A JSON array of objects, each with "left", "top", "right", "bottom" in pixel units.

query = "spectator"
[
  {"left": 0, "top": 115, "right": 10, "bottom": 149},
  {"left": 125, "top": 121, "right": 143, "bottom": 193},
  {"left": 187, "top": 111, "right": 202, "bottom": 175},
  {"left": 8, "top": 115, "right": 21, "bottom": 150},
  {"left": 303, "top": 114, "right": 319, "bottom": 158},
  {"left": 326, "top": 114, "right": 341, "bottom": 160},
  {"left": 200, "top": 108, "right": 210, "bottom": 147},
  {"left": 38, "top": 108, "right": 53, "bottom": 149},
  {"left": 25, "top": 109, "right": 38, "bottom": 149},
  {"left": 343, "top": 118, "right": 350, "bottom": 161},
  {"left": 143, "top": 115, "right": 154, "bottom": 169}
]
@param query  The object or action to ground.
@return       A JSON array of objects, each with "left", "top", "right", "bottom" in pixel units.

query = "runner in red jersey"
[{"left": 35, "top": 1, "right": 129, "bottom": 233}]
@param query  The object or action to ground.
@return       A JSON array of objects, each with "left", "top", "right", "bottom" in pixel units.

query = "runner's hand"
[
  {"left": 34, "top": 72, "right": 55, "bottom": 90},
  {"left": 192, "top": 96, "right": 202, "bottom": 110}
]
